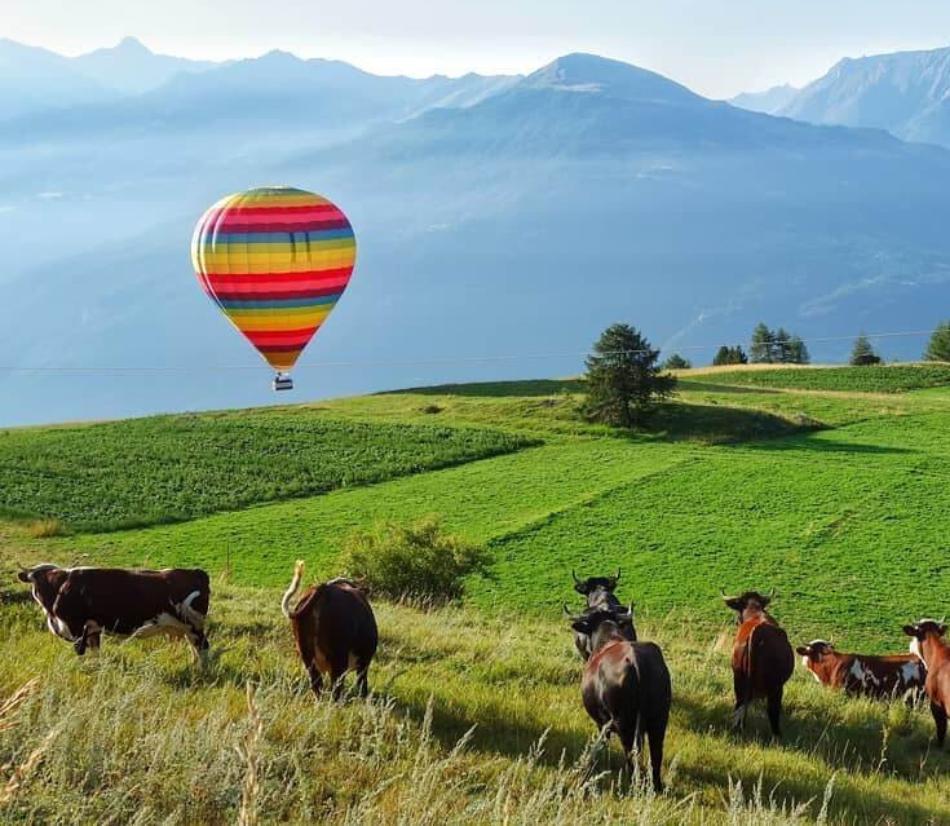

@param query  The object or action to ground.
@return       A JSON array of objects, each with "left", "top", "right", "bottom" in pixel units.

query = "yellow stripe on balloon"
[
  {"left": 199, "top": 250, "right": 356, "bottom": 274},
  {"left": 225, "top": 307, "right": 335, "bottom": 330}
]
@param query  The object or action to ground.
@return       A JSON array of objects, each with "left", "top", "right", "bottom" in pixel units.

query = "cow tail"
[
  {"left": 177, "top": 590, "right": 206, "bottom": 631},
  {"left": 281, "top": 560, "right": 306, "bottom": 619}
]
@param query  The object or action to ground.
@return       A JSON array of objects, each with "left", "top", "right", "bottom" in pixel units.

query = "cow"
[
  {"left": 903, "top": 619, "right": 950, "bottom": 747},
  {"left": 722, "top": 590, "right": 794, "bottom": 737},
  {"left": 281, "top": 560, "right": 378, "bottom": 700},
  {"left": 567, "top": 569, "right": 636, "bottom": 660},
  {"left": 796, "top": 640, "right": 926, "bottom": 701},
  {"left": 17, "top": 563, "right": 210, "bottom": 658},
  {"left": 568, "top": 607, "right": 671, "bottom": 792},
  {"left": 572, "top": 569, "right": 623, "bottom": 612}
]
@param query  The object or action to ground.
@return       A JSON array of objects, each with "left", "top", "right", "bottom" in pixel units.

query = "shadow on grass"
[{"left": 739, "top": 438, "right": 914, "bottom": 456}]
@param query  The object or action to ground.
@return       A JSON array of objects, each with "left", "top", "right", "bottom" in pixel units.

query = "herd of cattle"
[{"left": 14, "top": 561, "right": 950, "bottom": 793}]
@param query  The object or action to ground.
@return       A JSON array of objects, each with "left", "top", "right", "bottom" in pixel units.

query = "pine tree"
[
  {"left": 850, "top": 334, "right": 881, "bottom": 366},
  {"left": 924, "top": 321, "right": 950, "bottom": 362},
  {"left": 712, "top": 345, "right": 748, "bottom": 366},
  {"left": 750, "top": 323, "right": 775, "bottom": 363},
  {"left": 583, "top": 324, "right": 676, "bottom": 427},
  {"left": 774, "top": 327, "right": 791, "bottom": 364},
  {"left": 663, "top": 353, "right": 691, "bottom": 370},
  {"left": 785, "top": 335, "right": 810, "bottom": 365}
]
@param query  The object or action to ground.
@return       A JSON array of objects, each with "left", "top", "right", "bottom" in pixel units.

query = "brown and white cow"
[
  {"left": 568, "top": 607, "right": 671, "bottom": 792},
  {"left": 281, "top": 560, "right": 378, "bottom": 700},
  {"left": 903, "top": 619, "right": 950, "bottom": 747},
  {"left": 796, "top": 640, "right": 926, "bottom": 700},
  {"left": 722, "top": 590, "right": 794, "bottom": 737},
  {"left": 17, "top": 563, "right": 210, "bottom": 657}
]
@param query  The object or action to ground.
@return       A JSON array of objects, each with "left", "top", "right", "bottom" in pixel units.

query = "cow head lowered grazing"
[
  {"left": 281, "top": 560, "right": 378, "bottom": 701},
  {"left": 796, "top": 640, "right": 926, "bottom": 701},
  {"left": 722, "top": 589, "right": 794, "bottom": 737},
  {"left": 567, "top": 607, "right": 671, "bottom": 792},
  {"left": 17, "top": 563, "right": 210, "bottom": 658},
  {"left": 903, "top": 619, "right": 950, "bottom": 746}
]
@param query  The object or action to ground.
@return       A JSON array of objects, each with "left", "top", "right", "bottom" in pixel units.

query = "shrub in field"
[
  {"left": 25, "top": 518, "right": 66, "bottom": 538},
  {"left": 339, "top": 517, "right": 491, "bottom": 603}
]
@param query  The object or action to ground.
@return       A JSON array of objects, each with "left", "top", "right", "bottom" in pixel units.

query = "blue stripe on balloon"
[
  {"left": 211, "top": 229, "right": 354, "bottom": 244},
  {"left": 217, "top": 293, "right": 343, "bottom": 310}
]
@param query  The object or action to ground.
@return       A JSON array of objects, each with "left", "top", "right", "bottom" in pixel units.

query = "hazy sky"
[{"left": 6, "top": 0, "right": 950, "bottom": 97}]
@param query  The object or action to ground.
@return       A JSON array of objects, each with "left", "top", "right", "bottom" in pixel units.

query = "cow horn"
[
  {"left": 615, "top": 568, "right": 621, "bottom": 582},
  {"left": 572, "top": 569, "right": 581, "bottom": 585},
  {"left": 562, "top": 603, "right": 573, "bottom": 618},
  {"left": 768, "top": 588, "right": 775, "bottom": 599}
]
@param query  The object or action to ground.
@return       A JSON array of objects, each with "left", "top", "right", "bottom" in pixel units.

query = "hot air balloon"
[{"left": 191, "top": 186, "right": 356, "bottom": 391}]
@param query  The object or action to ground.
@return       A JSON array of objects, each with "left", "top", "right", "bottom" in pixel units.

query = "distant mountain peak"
[
  {"left": 520, "top": 52, "right": 700, "bottom": 104},
  {"left": 115, "top": 36, "right": 150, "bottom": 53}
]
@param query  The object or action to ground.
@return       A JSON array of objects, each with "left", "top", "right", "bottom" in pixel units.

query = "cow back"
[
  {"left": 734, "top": 618, "right": 794, "bottom": 695},
  {"left": 54, "top": 568, "right": 210, "bottom": 635},
  {"left": 293, "top": 581, "right": 378, "bottom": 665}
]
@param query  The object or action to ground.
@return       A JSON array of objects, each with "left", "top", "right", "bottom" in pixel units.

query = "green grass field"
[
  {"left": 704, "top": 363, "right": 950, "bottom": 394},
  {"left": 0, "top": 410, "right": 533, "bottom": 532},
  {"left": 0, "top": 363, "right": 948, "bottom": 824}
]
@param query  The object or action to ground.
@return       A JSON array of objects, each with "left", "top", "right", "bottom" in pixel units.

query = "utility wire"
[{"left": 0, "top": 329, "right": 939, "bottom": 373}]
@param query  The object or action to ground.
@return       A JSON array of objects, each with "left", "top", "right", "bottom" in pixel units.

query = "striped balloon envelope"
[{"left": 191, "top": 186, "right": 356, "bottom": 389}]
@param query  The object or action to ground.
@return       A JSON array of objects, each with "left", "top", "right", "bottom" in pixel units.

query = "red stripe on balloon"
[
  {"left": 243, "top": 327, "right": 318, "bottom": 345},
  {"left": 213, "top": 219, "right": 352, "bottom": 234},
  {"left": 202, "top": 270, "right": 353, "bottom": 291}
]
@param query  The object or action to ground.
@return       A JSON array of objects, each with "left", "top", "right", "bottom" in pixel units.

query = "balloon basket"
[{"left": 273, "top": 373, "right": 294, "bottom": 392}]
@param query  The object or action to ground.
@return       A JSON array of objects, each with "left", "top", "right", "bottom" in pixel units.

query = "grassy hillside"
[
  {"left": 0, "top": 411, "right": 533, "bottom": 532},
  {"left": 0, "top": 364, "right": 948, "bottom": 824},
  {"left": 703, "top": 363, "right": 950, "bottom": 394}
]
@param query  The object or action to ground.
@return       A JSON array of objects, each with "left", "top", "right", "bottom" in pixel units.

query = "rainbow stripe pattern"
[{"left": 191, "top": 186, "right": 356, "bottom": 372}]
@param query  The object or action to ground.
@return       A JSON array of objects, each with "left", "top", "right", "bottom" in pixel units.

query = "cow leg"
[
  {"left": 932, "top": 702, "right": 947, "bottom": 747},
  {"left": 186, "top": 628, "right": 210, "bottom": 663},
  {"left": 731, "top": 674, "right": 749, "bottom": 732},
  {"left": 306, "top": 663, "right": 324, "bottom": 698},
  {"left": 767, "top": 686, "right": 784, "bottom": 739},
  {"left": 329, "top": 658, "right": 349, "bottom": 702},
  {"left": 646, "top": 725, "right": 665, "bottom": 794},
  {"left": 355, "top": 659, "right": 371, "bottom": 698}
]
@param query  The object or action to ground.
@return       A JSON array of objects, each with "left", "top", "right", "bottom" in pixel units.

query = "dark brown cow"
[
  {"left": 569, "top": 607, "right": 671, "bottom": 792},
  {"left": 722, "top": 590, "right": 794, "bottom": 737},
  {"left": 796, "top": 640, "right": 926, "bottom": 700},
  {"left": 566, "top": 569, "right": 635, "bottom": 660},
  {"left": 17, "top": 563, "right": 210, "bottom": 657},
  {"left": 281, "top": 560, "right": 378, "bottom": 700},
  {"left": 903, "top": 619, "right": 950, "bottom": 747}
]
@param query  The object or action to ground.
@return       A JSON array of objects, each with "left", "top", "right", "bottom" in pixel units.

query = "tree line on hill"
[{"left": 583, "top": 319, "right": 950, "bottom": 429}]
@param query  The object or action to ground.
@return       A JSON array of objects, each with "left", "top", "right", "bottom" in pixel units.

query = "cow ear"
[
  {"left": 571, "top": 618, "right": 589, "bottom": 634},
  {"left": 902, "top": 625, "right": 919, "bottom": 638},
  {"left": 724, "top": 597, "right": 742, "bottom": 611},
  {"left": 16, "top": 570, "right": 31, "bottom": 583},
  {"left": 795, "top": 646, "right": 810, "bottom": 656}
]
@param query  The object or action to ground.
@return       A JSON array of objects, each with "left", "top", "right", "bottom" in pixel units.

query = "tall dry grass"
[{"left": 0, "top": 585, "right": 945, "bottom": 824}]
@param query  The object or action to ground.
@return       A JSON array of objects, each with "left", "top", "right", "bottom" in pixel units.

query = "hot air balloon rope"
[{"left": 0, "top": 328, "right": 939, "bottom": 372}]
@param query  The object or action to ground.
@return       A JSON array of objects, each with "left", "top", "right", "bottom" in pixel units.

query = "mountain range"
[
  {"left": 2, "top": 40, "right": 950, "bottom": 426},
  {"left": 732, "top": 45, "right": 950, "bottom": 149}
]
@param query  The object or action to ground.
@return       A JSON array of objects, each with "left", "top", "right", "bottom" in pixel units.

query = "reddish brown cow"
[
  {"left": 281, "top": 560, "right": 378, "bottom": 700},
  {"left": 903, "top": 619, "right": 950, "bottom": 746},
  {"left": 569, "top": 607, "right": 671, "bottom": 792},
  {"left": 796, "top": 640, "right": 926, "bottom": 700},
  {"left": 722, "top": 590, "right": 794, "bottom": 737},
  {"left": 17, "top": 563, "right": 210, "bottom": 657}
]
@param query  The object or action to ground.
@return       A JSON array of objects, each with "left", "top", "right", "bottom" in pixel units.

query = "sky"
[{"left": 5, "top": 0, "right": 950, "bottom": 98}]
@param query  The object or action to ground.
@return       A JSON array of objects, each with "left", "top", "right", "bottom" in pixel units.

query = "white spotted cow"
[
  {"left": 796, "top": 640, "right": 926, "bottom": 700},
  {"left": 17, "top": 564, "right": 210, "bottom": 658}
]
